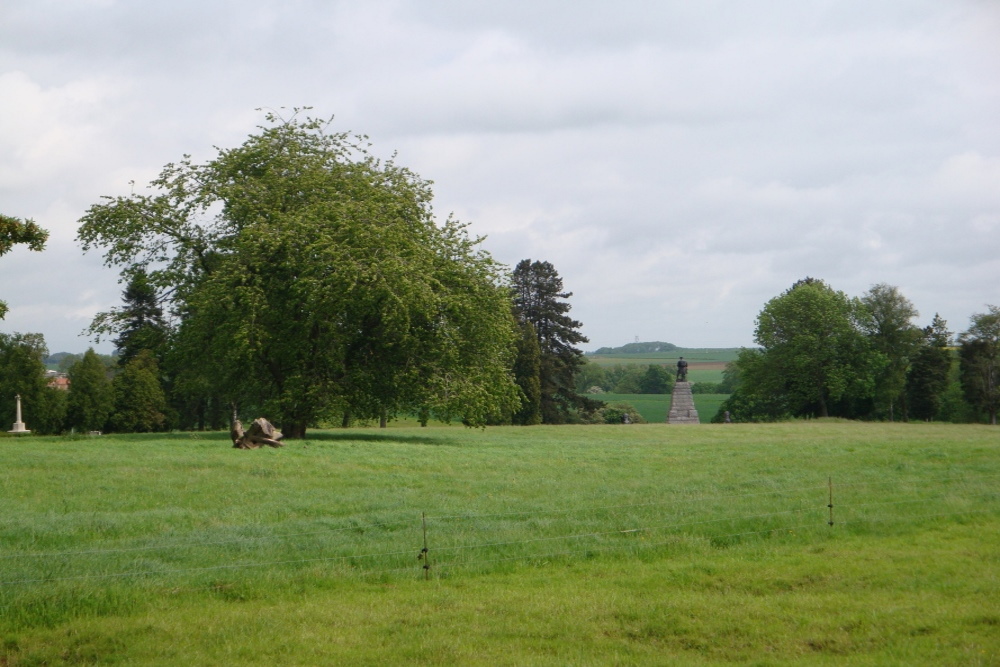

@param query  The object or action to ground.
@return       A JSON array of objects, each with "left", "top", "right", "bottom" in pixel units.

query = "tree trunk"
[
  {"left": 818, "top": 386, "right": 829, "bottom": 418},
  {"left": 285, "top": 421, "right": 307, "bottom": 439}
]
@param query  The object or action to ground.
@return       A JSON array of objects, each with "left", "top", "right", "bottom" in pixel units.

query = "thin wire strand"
[
  {"left": 428, "top": 485, "right": 829, "bottom": 521},
  {"left": 432, "top": 506, "right": 826, "bottom": 553},
  {"left": 435, "top": 522, "right": 827, "bottom": 572}
]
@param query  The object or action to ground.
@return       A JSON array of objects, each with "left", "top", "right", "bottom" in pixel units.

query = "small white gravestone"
[{"left": 8, "top": 394, "right": 30, "bottom": 434}]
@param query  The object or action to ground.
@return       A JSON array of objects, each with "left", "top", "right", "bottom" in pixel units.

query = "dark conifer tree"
[
  {"left": 958, "top": 305, "right": 1000, "bottom": 425},
  {"left": 512, "top": 321, "right": 542, "bottom": 425},
  {"left": 113, "top": 270, "right": 168, "bottom": 366},
  {"left": 511, "top": 259, "right": 599, "bottom": 423},
  {"left": 905, "top": 314, "right": 952, "bottom": 421}
]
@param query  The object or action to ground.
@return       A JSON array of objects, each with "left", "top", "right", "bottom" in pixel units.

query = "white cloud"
[{"left": 1, "top": 0, "right": 998, "bottom": 353}]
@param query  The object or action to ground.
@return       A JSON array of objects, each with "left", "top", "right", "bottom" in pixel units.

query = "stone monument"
[{"left": 8, "top": 394, "right": 30, "bottom": 434}]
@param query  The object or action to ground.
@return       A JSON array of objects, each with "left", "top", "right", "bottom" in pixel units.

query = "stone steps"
[{"left": 667, "top": 381, "right": 700, "bottom": 424}]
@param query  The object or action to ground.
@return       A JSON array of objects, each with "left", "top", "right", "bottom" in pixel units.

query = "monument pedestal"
[
  {"left": 8, "top": 394, "right": 30, "bottom": 434},
  {"left": 667, "top": 381, "right": 700, "bottom": 424}
]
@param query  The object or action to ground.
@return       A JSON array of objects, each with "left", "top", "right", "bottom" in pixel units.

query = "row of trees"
[
  {"left": 575, "top": 362, "right": 675, "bottom": 395},
  {"left": 0, "top": 338, "right": 168, "bottom": 435},
  {"left": 717, "top": 279, "right": 999, "bottom": 424},
  {"left": 3, "top": 113, "right": 598, "bottom": 435}
]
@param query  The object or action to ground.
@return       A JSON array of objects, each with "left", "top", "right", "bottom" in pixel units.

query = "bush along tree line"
[
  {"left": 1, "top": 112, "right": 603, "bottom": 435},
  {"left": 714, "top": 278, "right": 999, "bottom": 424}
]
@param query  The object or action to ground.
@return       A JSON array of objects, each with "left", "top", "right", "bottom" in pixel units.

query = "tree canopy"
[
  {"left": 78, "top": 111, "right": 520, "bottom": 436},
  {"left": 0, "top": 214, "right": 48, "bottom": 319},
  {"left": 959, "top": 305, "right": 1000, "bottom": 425},
  {"left": 858, "top": 283, "right": 922, "bottom": 420},
  {"left": 511, "top": 259, "right": 598, "bottom": 423},
  {"left": 720, "top": 278, "right": 882, "bottom": 421}
]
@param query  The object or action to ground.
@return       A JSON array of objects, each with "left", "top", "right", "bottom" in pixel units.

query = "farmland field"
[
  {"left": 585, "top": 347, "right": 740, "bottom": 367},
  {"left": 1, "top": 423, "right": 998, "bottom": 665},
  {"left": 585, "top": 348, "right": 736, "bottom": 385}
]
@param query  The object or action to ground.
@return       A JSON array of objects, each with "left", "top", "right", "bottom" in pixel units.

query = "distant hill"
[{"left": 589, "top": 341, "right": 679, "bottom": 355}]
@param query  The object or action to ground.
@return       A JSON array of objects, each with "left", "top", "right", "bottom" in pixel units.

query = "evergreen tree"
[
  {"left": 114, "top": 268, "right": 167, "bottom": 367},
  {"left": 511, "top": 259, "right": 598, "bottom": 423},
  {"left": 511, "top": 321, "right": 542, "bottom": 425},
  {"left": 958, "top": 305, "right": 1000, "bottom": 425},
  {"left": 66, "top": 348, "right": 115, "bottom": 432},
  {"left": 110, "top": 350, "right": 167, "bottom": 433},
  {"left": 905, "top": 314, "right": 952, "bottom": 421}
]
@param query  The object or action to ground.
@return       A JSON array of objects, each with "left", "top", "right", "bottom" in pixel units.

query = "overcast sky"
[{"left": 2, "top": 1, "right": 998, "bottom": 355}]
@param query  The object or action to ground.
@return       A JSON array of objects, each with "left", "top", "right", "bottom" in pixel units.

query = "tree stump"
[{"left": 232, "top": 417, "right": 285, "bottom": 449}]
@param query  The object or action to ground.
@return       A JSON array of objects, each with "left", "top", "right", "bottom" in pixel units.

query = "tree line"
[
  {"left": 3, "top": 113, "right": 997, "bottom": 432},
  {"left": 1, "top": 112, "right": 600, "bottom": 436},
  {"left": 716, "top": 279, "right": 999, "bottom": 425}
]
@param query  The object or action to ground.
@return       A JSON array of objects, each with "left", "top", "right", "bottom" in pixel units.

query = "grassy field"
[
  {"left": 1, "top": 423, "right": 998, "bottom": 665},
  {"left": 586, "top": 348, "right": 734, "bottom": 385},
  {"left": 593, "top": 393, "right": 729, "bottom": 423}
]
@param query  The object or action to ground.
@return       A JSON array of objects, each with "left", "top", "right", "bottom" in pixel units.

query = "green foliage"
[
  {"left": 0, "top": 214, "right": 48, "bottom": 319},
  {"left": 611, "top": 365, "right": 645, "bottom": 393},
  {"left": 958, "top": 305, "right": 1000, "bottom": 424},
  {"left": 749, "top": 278, "right": 883, "bottom": 419},
  {"left": 0, "top": 332, "right": 64, "bottom": 434},
  {"left": 906, "top": 314, "right": 954, "bottom": 421},
  {"left": 690, "top": 381, "right": 722, "bottom": 394},
  {"left": 512, "top": 259, "right": 598, "bottom": 423},
  {"left": 715, "top": 348, "right": 791, "bottom": 422},
  {"left": 98, "top": 269, "right": 169, "bottom": 366},
  {"left": 638, "top": 364, "right": 673, "bottom": 394},
  {"left": 110, "top": 350, "right": 167, "bottom": 433},
  {"left": 592, "top": 401, "right": 646, "bottom": 424},
  {"left": 66, "top": 348, "right": 115, "bottom": 432},
  {"left": 574, "top": 358, "right": 608, "bottom": 394},
  {"left": 511, "top": 322, "right": 542, "bottom": 425},
  {"left": 859, "top": 283, "right": 922, "bottom": 420},
  {"left": 591, "top": 341, "right": 678, "bottom": 354},
  {"left": 78, "top": 111, "right": 520, "bottom": 435}
]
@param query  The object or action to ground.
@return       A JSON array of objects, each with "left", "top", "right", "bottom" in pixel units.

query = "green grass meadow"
[{"left": 1, "top": 422, "right": 998, "bottom": 665}]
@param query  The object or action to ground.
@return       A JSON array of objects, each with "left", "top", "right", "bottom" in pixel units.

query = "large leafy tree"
[
  {"left": 859, "top": 283, "right": 922, "bottom": 420},
  {"left": 511, "top": 259, "right": 598, "bottom": 423},
  {"left": 78, "top": 111, "right": 519, "bottom": 436},
  {"left": 713, "top": 347, "right": 792, "bottom": 422},
  {"left": 958, "top": 305, "right": 1000, "bottom": 425},
  {"left": 749, "top": 278, "right": 881, "bottom": 418},
  {"left": 66, "top": 348, "right": 115, "bottom": 433},
  {"left": 905, "top": 314, "right": 953, "bottom": 421},
  {"left": 0, "top": 214, "right": 48, "bottom": 319},
  {"left": 638, "top": 365, "right": 673, "bottom": 394}
]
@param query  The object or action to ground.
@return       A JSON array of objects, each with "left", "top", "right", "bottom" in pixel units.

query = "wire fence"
[{"left": 1, "top": 473, "right": 997, "bottom": 592}]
